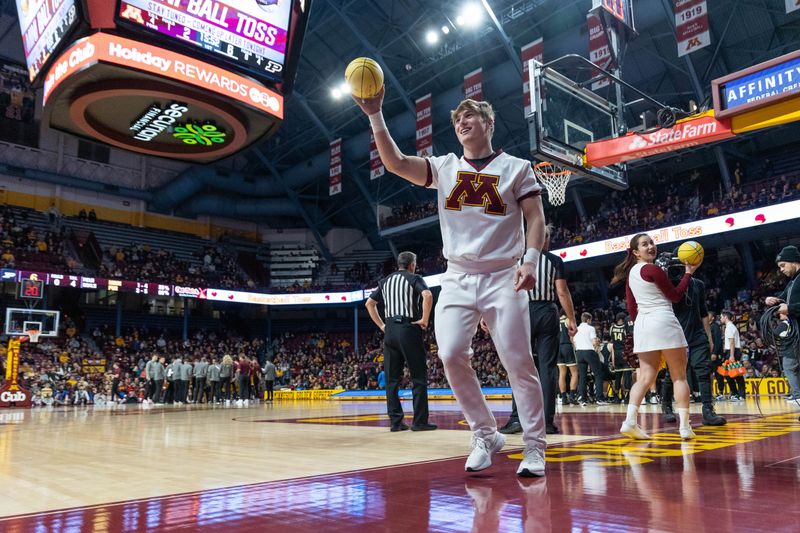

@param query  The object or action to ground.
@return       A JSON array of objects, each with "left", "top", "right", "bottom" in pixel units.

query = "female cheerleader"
[{"left": 611, "top": 233, "right": 699, "bottom": 439}]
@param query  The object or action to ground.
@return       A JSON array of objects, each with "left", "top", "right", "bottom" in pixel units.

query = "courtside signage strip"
[
  {"left": 42, "top": 33, "right": 283, "bottom": 118},
  {"left": 552, "top": 198, "right": 800, "bottom": 263}
]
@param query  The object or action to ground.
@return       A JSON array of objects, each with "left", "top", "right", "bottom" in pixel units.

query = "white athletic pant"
[{"left": 435, "top": 265, "right": 546, "bottom": 451}]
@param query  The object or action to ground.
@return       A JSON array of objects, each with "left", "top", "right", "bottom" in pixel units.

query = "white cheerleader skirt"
[{"left": 633, "top": 309, "right": 688, "bottom": 353}]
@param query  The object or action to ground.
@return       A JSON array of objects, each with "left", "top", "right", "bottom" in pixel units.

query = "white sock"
[
  {"left": 625, "top": 403, "right": 639, "bottom": 425},
  {"left": 677, "top": 407, "right": 690, "bottom": 429}
]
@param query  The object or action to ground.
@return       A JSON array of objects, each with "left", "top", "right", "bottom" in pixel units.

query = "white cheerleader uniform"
[{"left": 627, "top": 262, "right": 690, "bottom": 353}]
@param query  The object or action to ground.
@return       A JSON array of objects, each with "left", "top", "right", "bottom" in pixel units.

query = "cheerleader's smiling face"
[{"left": 633, "top": 234, "right": 657, "bottom": 262}]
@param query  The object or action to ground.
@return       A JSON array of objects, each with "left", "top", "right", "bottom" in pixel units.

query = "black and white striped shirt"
[
  {"left": 369, "top": 270, "right": 429, "bottom": 320},
  {"left": 528, "top": 251, "right": 566, "bottom": 302}
]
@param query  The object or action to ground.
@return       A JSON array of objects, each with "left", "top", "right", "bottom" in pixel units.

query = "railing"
[{"left": 0, "top": 140, "right": 178, "bottom": 189}]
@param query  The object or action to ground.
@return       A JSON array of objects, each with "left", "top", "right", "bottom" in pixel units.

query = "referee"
[
  {"left": 499, "top": 224, "right": 577, "bottom": 435},
  {"left": 366, "top": 251, "right": 437, "bottom": 432}
]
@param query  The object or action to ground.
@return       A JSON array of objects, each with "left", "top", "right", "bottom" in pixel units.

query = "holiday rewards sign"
[{"left": 42, "top": 33, "right": 284, "bottom": 163}]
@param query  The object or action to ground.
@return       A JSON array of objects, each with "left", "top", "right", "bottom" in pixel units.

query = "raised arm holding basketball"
[{"left": 353, "top": 87, "right": 429, "bottom": 185}]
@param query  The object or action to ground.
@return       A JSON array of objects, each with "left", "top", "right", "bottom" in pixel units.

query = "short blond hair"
[{"left": 450, "top": 99, "right": 495, "bottom": 128}]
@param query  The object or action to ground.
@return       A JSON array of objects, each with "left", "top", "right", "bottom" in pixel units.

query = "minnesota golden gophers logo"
[{"left": 444, "top": 172, "right": 506, "bottom": 215}]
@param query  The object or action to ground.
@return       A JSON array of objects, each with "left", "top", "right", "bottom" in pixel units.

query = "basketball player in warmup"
[
  {"left": 557, "top": 312, "right": 579, "bottom": 405},
  {"left": 354, "top": 88, "right": 547, "bottom": 476},
  {"left": 611, "top": 233, "right": 699, "bottom": 440},
  {"left": 609, "top": 312, "right": 633, "bottom": 403}
]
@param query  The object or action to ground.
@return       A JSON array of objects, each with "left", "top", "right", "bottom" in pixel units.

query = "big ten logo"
[
  {"left": 444, "top": 172, "right": 506, "bottom": 215},
  {"left": 0, "top": 390, "right": 27, "bottom": 402}
]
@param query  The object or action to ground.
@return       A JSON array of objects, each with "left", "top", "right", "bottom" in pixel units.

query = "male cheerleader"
[{"left": 354, "top": 88, "right": 547, "bottom": 477}]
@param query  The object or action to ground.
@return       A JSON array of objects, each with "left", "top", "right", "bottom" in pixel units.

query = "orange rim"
[{"left": 533, "top": 161, "right": 572, "bottom": 178}]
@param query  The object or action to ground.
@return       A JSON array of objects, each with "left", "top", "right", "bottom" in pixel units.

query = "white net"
[{"left": 533, "top": 162, "right": 572, "bottom": 206}]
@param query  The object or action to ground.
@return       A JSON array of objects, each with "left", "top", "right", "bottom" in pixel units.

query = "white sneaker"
[
  {"left": 679, "top": 427, "right": 696, "bottom": 440},
  {"left": 556, "top": 396, "right": 563, "bottom": 405},
  {"left": 235, "top": 399, "right": 243, "bottom": 407},
  {"left": 649, "top": 395, "right": 659, "bottom": 405},
  {"left": 516, "top": 446, "right": 546, "bottom": 477},
  {"left": 620, "top": 421, "right": 651, "bottom": 440},
  {"left": 465, "top": 433, "right": 506, "bottom": 472}
]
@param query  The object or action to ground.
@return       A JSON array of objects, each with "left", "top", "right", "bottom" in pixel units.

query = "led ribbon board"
[{"left": 117, "top": 0, "right": 291, "bottom": 83}]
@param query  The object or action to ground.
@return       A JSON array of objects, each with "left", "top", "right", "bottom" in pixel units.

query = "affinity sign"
[{"left": 713, "top": 50, "right": 800, "bottom": 119}]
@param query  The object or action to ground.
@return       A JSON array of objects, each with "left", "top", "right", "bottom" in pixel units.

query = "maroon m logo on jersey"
[{"left": 444, "top": 172, "right": 506, "bottom": 215}]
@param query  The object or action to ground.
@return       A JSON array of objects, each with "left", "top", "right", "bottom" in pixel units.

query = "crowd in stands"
[
  {"left": 95, "top": 243, "right": 253, "bottom": 291},
  {"left": 0, "top": 205, "right": 70, "bottom": 271},
  {"left": 12, "top": 325, "right": 272, "bottom": 407},
  {"left": 380, "top": 200, "right": 438, "bottom": 228}
]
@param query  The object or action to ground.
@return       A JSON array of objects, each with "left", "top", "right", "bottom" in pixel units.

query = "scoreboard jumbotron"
[{"left": 15, "top": 0, "right": 311, "bottom": 163}]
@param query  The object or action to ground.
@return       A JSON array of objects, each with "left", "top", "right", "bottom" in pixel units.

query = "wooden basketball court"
[{"left": 0, "top": 398, "right": 798, "bottom": 531}]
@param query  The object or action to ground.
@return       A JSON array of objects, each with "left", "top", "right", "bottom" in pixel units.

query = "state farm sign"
[{"left": 585, "top": 112, "right": 734, "bottom": 167}]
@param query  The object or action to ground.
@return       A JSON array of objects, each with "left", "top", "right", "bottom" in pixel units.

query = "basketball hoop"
[
  {"left": 24, "top": 329, "right": 41, "bottom": 344},
  {"left": 533, "top": 161, "right": 572, "bottom": 206}
]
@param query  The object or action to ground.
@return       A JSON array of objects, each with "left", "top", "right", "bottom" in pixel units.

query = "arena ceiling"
[{"left": 0, "top": 0, "right": 799, "bottom": 251}]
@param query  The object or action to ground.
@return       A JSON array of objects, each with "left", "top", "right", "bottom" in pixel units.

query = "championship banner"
[
  {"left": 587, "top": 12, "right": 612, "bottom": 90},
  {"left": 464, "top": 68, "right": 484, "bottom": 101},
  {"left": 329, "top": 138, "right": 342, "bottom": 196},
  {"left": 369, "top": 132, "right": 384, "bottom": 180},
  {"left": 788, "top": 0, "right": 800, "bottom": 13},
  {"left": 415, "top": 94, "right": 433, "bottom": 157},
  {"left": 675, "top": 0, "right": 710, "bottom": 57},
  {"left": 522, "top": 38, "right": 544, "bottom": 116}
]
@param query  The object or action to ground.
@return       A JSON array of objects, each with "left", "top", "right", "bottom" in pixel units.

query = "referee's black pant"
[
  {"left": 507, "top": 302, "right": 559, "bottom": 426},
  {"left": 384, "top": 320, "right": 429, "bottom": 428}
]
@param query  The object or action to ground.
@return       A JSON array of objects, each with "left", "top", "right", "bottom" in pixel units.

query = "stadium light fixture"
[
  {"left": 331, "top": 87, "right": 342, "bottom": 99},
  {"left": 441, "top": 25, "right": 450, "bottom": 35},
  {"left": 425, "top": 30, "right": 439, "bottom": 45},
  {"left": 459, "top": 3, "right": 484, "bottom": 27}
]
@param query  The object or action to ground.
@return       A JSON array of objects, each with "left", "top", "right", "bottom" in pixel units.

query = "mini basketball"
[
  {"left": 345, "top": 57, "right": 384, "bottom": 99},
  {"left": 677, "top": 241, "right": 704, "bottom": 265}
]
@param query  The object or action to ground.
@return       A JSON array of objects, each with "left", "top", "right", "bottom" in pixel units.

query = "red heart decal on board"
[
  {"left": 755, "top": 214, "right": 766, "bottom": 224},
  {"left": 211, "top": 292, "right": 217, "bottom": 297},
  {"left": 325, "top": 295, "right": 331, "bottom": 301},
  {"left": 560, "top": 251, "right": 567, "bottom": 258},
  {"left": 725, "top": 217, "right": 734, "bottom": 227},
  {"left": 228, "top": 294, "right": 234, "bottom": 300},
  {"left": 341, "top": 296, "right": 347, "bottom": 301},
  {"left": 580, "top": 249, "right": 588, "bottom": 257}
]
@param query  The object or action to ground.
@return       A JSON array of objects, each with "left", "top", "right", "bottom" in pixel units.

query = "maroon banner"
[
  {"left": 588, "top": 12, "right": 612, "bottom": 90},
  {"left": 329, "top": 138, "right": 342, "bottom": 196},
  {"left": 415, "top": 94, "right": 433, "bottom": 157},
  {"left": 464, "top": 68, "right": 484, "bottom": 101},
  {"left": 675, "top": 0, "right": 710, "bottom": 57},
  {"left": 369, "top": 132, "right": 384, "bottom": 180},
  {"left": 522, "top": 38, "right": 544, "bottom": 116}
]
